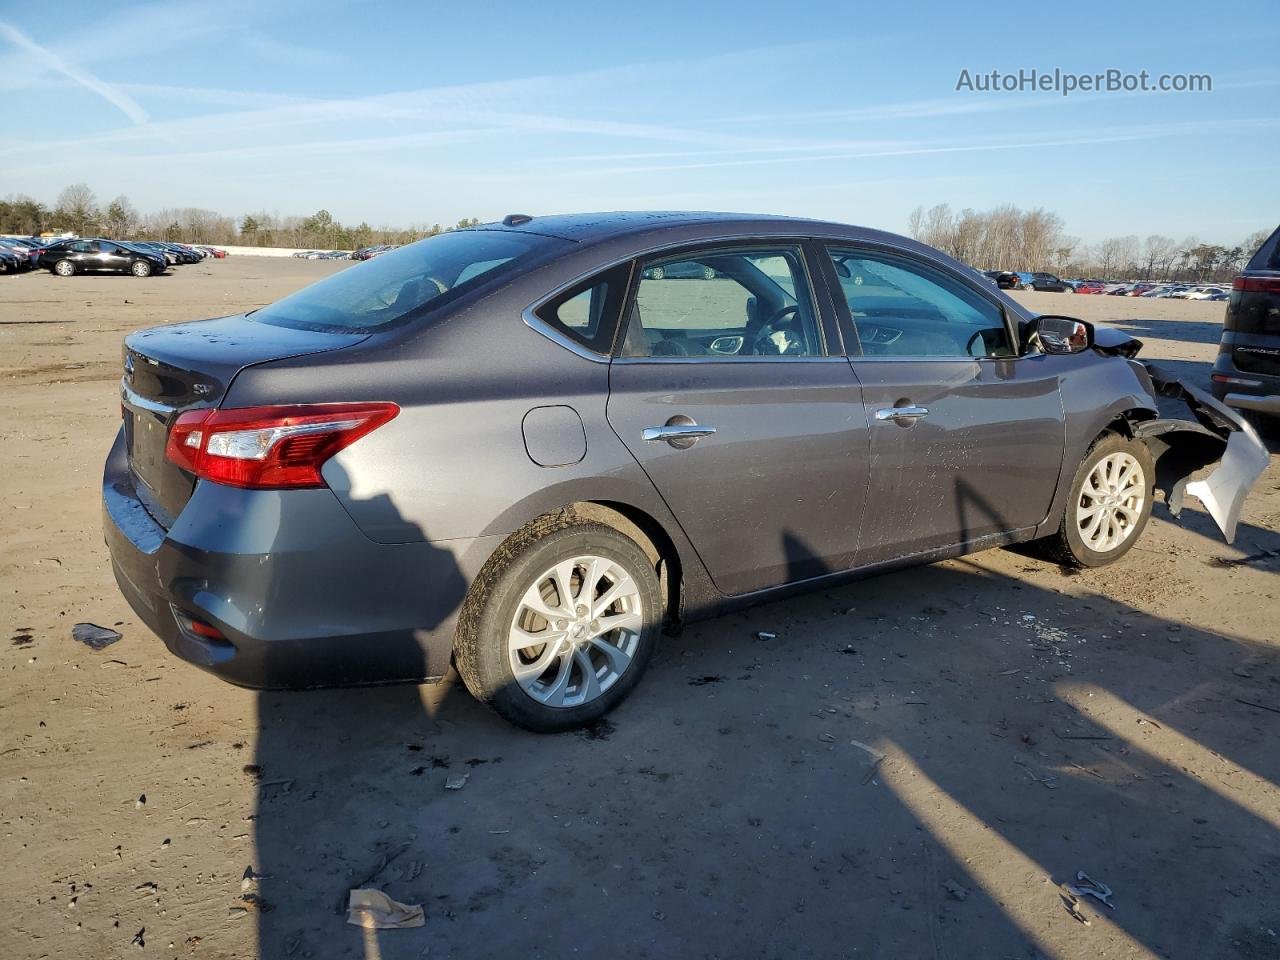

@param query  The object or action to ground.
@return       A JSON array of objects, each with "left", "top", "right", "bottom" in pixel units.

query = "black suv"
[
  {"left": 1211, "top": 225, "right": 1280, "bottom": 423},
  {"left": 38, "top": 239, "right": 168, "bottom": 277}
]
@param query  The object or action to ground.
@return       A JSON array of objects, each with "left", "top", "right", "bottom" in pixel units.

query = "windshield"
[{"left": 251, "top": 229, "right": 566, "bottom": 332}]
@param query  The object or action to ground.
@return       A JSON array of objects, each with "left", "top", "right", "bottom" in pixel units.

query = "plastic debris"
[
  {"left": 941, "top": 879, "right": 969, "bottom": 902},
  {"left": 1066, "top": 871, "right": 1115, "bottom": 910},
  {"left": 444, "top": 773, "right": 468, "bottom": 791},
  {"left": 73, "top": 623, "right": 121, "bottom": 650},
  {"left": 346, "top": 889, "right": 425, "bottom": 929},
  {"left": 756, "top": 631, "right": 777, "bottom": 640}
]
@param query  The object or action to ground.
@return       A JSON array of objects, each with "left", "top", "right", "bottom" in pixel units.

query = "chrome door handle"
[
  {"left": 875, "top": 405, "right": 929, "bottom": 422},
  {"left": 642, "top": 423, "right": 717, "bottom": 443}
]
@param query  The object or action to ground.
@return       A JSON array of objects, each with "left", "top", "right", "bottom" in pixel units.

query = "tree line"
[
  {"left": 0, "top": 184, "right": 482, "bottom": 250},
  {"left": 908, "top": 202, "right": 1268, "bottom": 282}
]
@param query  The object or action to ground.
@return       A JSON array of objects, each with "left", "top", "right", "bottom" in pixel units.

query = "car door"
[
  {"left": 823, "top": 245, "right": 1066, "bottom": 564},
  {"left": 65, "top": 239, "right": 97, "bottom": 269},
  {"left": 98, "top": 241, "right": 130, "bottom": 272},
  {"left": 606, "top": 241, "right": 870, "bottom": 596}
]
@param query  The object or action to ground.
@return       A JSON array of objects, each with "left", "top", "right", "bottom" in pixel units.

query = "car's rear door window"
[
  {"left": 533, "top": 262, "right": 632, "bottom": 356},
  {"left": 828, "top": 248, "right": 1013, "bottom": 358},
  {"left": 619, "top": 245, "right": 823, "bottom": 358}
]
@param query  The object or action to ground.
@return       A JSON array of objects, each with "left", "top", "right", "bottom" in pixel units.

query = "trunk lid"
[{"left": 121, "top": 314, "right": 367, "bottom": 527}]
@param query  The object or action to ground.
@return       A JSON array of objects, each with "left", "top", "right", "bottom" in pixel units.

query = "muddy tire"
[
  {"left": 454, "top": 517, "right": 662, "bottom": 732},
  {"left": 1031, "top": 433, "right": 1155, "bottom": 568}
]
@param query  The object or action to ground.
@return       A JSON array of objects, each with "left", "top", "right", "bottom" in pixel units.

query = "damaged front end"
[{"left": 1133, "top": 363, "right": 1270, "bottom": 543}]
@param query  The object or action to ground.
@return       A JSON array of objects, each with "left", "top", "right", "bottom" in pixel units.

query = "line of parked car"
[
  {"left": 979, "top": 269, "right": 1230, "bottom": 300},
  {"left": 291, "top": 245, "right": 400, "bottom": 261},
  {"left": 0, "top": 235, "right": 228, "bottom": 278}
]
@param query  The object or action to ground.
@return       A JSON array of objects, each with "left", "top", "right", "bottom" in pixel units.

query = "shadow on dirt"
[{"left": 250, "top": 522, "right": 1279, "bottom": 958}]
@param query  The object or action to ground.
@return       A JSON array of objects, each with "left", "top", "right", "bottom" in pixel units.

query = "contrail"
[{"left": 0, "top": 21, "right": 149, "bottom": 125}]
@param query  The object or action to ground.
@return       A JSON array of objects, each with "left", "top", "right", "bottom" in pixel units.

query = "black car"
[
  {"left": 1211, "top": 224, "right": 1280, "bottom": 424},
  {"left": 993, "top": 271, "right": 1025, "bottom": 290},
  {"left": 1026, "top": 271, "right": 1073, "bottom": 293},
  {"left": 38, "top": 238, "right": 168, "bottom": 277}
]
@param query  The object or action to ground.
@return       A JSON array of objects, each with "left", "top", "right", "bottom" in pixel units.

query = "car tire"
[
  {"left": 53, "top": 259, "right": 75, "bottom": 277},
  {"left": 702, "top": 266, "right": 716, "bottom": 280},
  {"left": 454, "top": 516, "right": 662, "bottom": 732},
  {"left": 649, "top": 266, "right": 665, "bottom": 281},
  {"left": 131, "top": 260, "right": 152, "bottom": 277},
  {"left": 1032, "top": 433, "right": 1154, "bottom": 568}
]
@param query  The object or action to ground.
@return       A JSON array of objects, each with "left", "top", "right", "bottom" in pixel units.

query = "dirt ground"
[{"left": 1, "top": 260, "right": 1277, "bottom": 960}]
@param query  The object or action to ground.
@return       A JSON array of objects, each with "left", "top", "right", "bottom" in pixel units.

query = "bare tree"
[{"left": 55, "top": 183, "right": 99, "bottom": 235}]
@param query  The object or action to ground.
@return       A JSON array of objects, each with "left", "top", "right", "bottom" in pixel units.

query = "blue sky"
[{"left": 1, "top": 0, "right": 1276, "bottom": 244}]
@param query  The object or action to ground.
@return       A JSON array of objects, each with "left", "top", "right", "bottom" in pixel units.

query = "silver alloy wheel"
[
  {"left": 54, "top": 260, "right": 74, "bottom": 276},
  {"left": 131, "top": 261, "right": 150, "bottom": 277},
  {"left": 1077, "top": 451, "right": 1146, "bottom": 552},
  {"left": 508, "top": 554, "right": 643, "bottom": 708}
]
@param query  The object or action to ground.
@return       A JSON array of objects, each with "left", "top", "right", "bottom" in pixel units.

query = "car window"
[
  {"left": 251, "top": 229, "right": 568, "bottom": 332},
  {"left": 100, "top": 242, "right": 122, "bottom": 254},
  {"left": 620, "top": 245, "right": 822, "bottom": 358},
  {"left": 829, "top": 248, "right": 1012, "bottom": 358},
  {"left": 69, "top": 240, "right": 95, "bottom": 253},
  {"left": 533, "top": 262, "right": 631, "bottom": 356}
]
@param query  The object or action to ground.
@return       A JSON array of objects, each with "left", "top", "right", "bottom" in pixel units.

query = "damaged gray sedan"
[{"left": 103, "top": 212, "right": 1267, "bottom": 732}]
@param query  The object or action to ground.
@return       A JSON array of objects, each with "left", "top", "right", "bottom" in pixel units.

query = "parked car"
[
  {"left": 643, "top": 260, "right": 719, "bottom": 280},
  {"left": 1211, "top": 224, "right": 1280, "bottom": 422},
  {"left": 0, "top": 245, "right": 22, "bottom": 273},
  {"left": 102, "top": 212, "right": 1262, "bottom": 731},
  {"left": 37, "top": 238, "right": 168, "bottom": 277},
  {"left": 1025, "top": 271, "right": 1073, "bottom": 293},
  {"left": 1075, "top": 281, "right": 1107, "bottom": 294},
  {"left": 992, "top": 271, "right": 1025, "bottom": 289}
]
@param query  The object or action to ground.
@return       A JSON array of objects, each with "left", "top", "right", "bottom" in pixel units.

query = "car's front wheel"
[
  {"left": 1034, "top": 433, "right": 1154, "bottom": 567},
  {"left": 131, "top": 260, "right": 152, "bottom": 277},
  {"left": 53, "top": 259, "right": 75, "bottom": 277},
  {"left": 455, "top": 518, "right": 661, "bottom": 732}
]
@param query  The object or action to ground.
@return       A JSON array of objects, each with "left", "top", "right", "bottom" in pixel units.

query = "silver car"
[{"left": 103, "top": 212, "right": 1265, "bottom": 731}]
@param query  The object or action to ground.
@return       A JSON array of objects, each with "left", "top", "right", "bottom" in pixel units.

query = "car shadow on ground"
[{"left": 250, "top": 528, "right": 1279, "bottom": 958}]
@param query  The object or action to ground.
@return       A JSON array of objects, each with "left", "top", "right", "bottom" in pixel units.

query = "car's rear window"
[
  {"left": 1246, "top": 225, "right": 1280, "bottom": 272},
  {"left": 251, "top": 230, "right": 566, "bottom": 332}
]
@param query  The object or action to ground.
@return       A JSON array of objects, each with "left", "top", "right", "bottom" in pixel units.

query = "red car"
[{"left": 1075, "top": 281, "right": 1107, "bottom": 294}]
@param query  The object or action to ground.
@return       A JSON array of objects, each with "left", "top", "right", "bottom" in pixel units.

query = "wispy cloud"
[{"left": 0, "top": 20, "right": 149, "bottom": 124}]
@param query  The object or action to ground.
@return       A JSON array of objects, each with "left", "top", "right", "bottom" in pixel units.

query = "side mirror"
[{"left": 1029, "top": 315, "right": 1093, "bottom": 355}]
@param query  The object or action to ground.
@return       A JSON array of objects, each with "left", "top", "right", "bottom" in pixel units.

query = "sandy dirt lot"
[{"left": 1, "top": 260, "right": 1278, "bottom": 960}]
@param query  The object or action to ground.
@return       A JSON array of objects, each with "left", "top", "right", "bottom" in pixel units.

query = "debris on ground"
[
  {"left": 756, "top": 631, "right": 777, "bottom": 640},
  {"left": 1062, "top": 892, "right": 1092, "bottom": 925},
  {"left": 444, "top": 773, "right": 468, "bottom": 791},
  {"left": 941, "top": 879, "right": 969, "bottom": 901},
  {"left": 1066, "top": 871, "right": 1115, "bottom": 910},
  {"left": 346, "top": 889, "right": 425, "bottom": 929},
  {"left": 72, "top": 623, "right": 121, "bottom": 650}
]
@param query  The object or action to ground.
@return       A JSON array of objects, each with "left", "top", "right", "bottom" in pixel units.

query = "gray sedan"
[{"left": 103, "top": 212, "right": 1266, "bottom": 731}]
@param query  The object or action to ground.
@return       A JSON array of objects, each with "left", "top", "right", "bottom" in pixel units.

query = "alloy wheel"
[
  {"left": 508, "top": 555, "right": 643, "bottom": 708},
  {"left": 1076, "top": 452, "right": 1146, "bottom": 552}
]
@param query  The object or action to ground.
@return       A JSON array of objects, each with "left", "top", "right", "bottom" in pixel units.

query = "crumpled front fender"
[{"left": 1133, "top": 364, "right": 1270, "bottom": 543}]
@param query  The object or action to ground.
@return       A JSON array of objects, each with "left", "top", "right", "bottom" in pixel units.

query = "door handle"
[
  {"left": 875, "top": 405, "right": 929, "bottom": 423},
  {"left": 642, "top": 423, "right": 717, "bottom": 443}
]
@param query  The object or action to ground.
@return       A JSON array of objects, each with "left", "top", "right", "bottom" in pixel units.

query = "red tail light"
[
  {"left": 165, "top": 402, "right": 399, "bottom": 489},
  {"left": 1234, "top": 276, "right": 1280, "bottom": 293}
]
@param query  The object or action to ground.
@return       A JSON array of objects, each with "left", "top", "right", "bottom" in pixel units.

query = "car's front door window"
[
  {"left": 829, "top": 249, "right": 1013, "bottom": 358},
  {"left": 621, "top": 246, "right": 822, "bottom": 358}
]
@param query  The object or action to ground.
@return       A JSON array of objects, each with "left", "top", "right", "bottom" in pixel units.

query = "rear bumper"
[
  {"left": 1210, "top": 350, "right": 1280, "bottom": 404},
  {"left": 102, "top": 429, "right": 496, "bottom": 689}
]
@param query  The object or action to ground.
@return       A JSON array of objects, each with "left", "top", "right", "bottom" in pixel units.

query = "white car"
[{"left": 1182, "top": 287, "right": 1228, "bottom": 300}]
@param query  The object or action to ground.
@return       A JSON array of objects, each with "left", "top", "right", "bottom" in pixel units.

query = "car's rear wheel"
[
  {"left": 649, "top": 265, "right": 665, "bottom": 280},
  {"left": 702, "top": 265, "right": 715, "bottom": 280},
  {"left": 53, "top": 259, "right": 75, "bottom": 277},
  {"left": 455, "top": 518, "right": 661, "bottom": 732},
  {"left": 131, "top": 260, "right": 152, "bottom": 277},
  {"left": 1033, "top": 433, "right": 1154, "bottom": 567}
]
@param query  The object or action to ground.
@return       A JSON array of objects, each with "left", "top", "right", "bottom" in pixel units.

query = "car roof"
[{"left": 484, "top": 210, "right": 899, "bottom": 245}]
